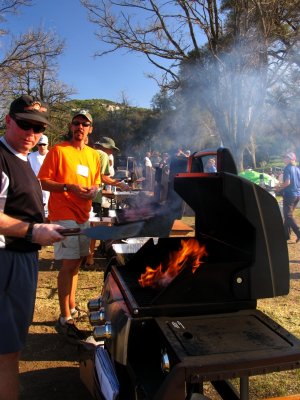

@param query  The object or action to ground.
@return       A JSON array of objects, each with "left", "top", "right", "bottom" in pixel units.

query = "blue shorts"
[{"left": 0, "top": 250, "right": 38, "bottom": 354}]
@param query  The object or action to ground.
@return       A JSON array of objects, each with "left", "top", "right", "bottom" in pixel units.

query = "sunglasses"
[
  {"left": 72, "top": 121, "right": 91, "bottom": 127},
  {"left": 13, "top": 117, "right": 46, "bottom": 133},
  {"left": 38, "top": 143, "right": 47, "bottom": 146}
]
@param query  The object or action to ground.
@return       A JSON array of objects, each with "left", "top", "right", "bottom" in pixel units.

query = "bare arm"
[
  {"left": 0, "top": 212, "right": 64, "bottom": 245},
  {"left": 101, "top": 175, "right": 130, "bottom": 191},
  {"left": 0, "top": 212, "right": 30, "bottom": 238},
  {"left": 275, "top": 178, "right": 290, "bottom": 192},
  {"left": 40, "top": 179, "right": 99, "bottom": 199}
]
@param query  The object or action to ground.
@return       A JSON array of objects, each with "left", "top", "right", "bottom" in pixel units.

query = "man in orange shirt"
[{"left": 39, "top": 110, "right": 101, "bottom": 341}]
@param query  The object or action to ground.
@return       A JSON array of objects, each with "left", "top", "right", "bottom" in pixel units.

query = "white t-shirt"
[
  {"left": 28, "top": 151, "right": 48, "bottom": 175},
  {"left": 144, "top": 156, "right": 152, "bottom": 167},
  {"left": 108, "top": 154, "right": 115, "bottom": 177},
  {"left": 28, "top": 151, "right": 50, "bottom": 209}
]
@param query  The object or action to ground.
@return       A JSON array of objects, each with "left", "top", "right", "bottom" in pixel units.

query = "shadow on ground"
[{"left": 20, "top": 366, "right": 94, "bottom": 400}]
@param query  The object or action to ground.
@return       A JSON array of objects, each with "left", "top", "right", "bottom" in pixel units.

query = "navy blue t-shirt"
[{"left": 283, "top": 163, "right": 300, "bottom": 197}]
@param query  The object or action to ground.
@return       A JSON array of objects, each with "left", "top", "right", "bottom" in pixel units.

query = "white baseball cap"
[{"left": 38, "top": 134, "right": 49, "bottom": 145}]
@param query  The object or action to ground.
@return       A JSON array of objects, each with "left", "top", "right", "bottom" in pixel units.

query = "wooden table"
[
  {"left": 89, "top": 216, "right": 114, "bottom": 226},
  {"left": 170, "top": 219, "right": 194, "bottom": 236}
]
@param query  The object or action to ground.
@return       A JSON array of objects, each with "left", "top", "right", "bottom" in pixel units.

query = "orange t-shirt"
[{"left": 38, "top": 141, "right": 101, "bottom": 223}]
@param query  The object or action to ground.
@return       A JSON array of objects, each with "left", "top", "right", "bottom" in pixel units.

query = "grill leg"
[{"left": 240, "top": 377, "right": 249, "bottom": 400}]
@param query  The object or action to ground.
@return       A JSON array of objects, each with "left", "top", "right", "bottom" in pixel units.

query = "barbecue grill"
[{"left": 84, "top": 148, "right": 300, "bottom": 400}]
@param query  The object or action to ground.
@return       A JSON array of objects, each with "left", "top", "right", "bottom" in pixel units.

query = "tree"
[
  {"left": 0, "top": 2, "right": 76, "bottom": 142},
  {"left": 81, "top": 0, "right": 300, "bottom": 170},
  {"left": 0, "top": 0, "right": 31, "bottom": 31},
  {"left": 1, "top": 28, "right": 74, "bottom": 100}
]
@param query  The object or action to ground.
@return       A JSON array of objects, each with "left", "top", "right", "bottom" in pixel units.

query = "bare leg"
[
  {"left": 0, "top": 352, "right": 20, "bottom": 400},
  {"left": 69, "top": 266, "right": 79, "bottom": 311},
  {"left": 57, "top": 259, "right": 81, "bottom": 318},
  {"left": 86, "top": 239, "right": 96, "bottom": 265}
]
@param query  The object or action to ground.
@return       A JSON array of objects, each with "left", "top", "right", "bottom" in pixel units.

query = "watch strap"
[{"left": 24, "top": 222, "right": 35, "bottom": 242}]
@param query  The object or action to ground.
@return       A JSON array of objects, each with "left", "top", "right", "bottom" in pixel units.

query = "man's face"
[
  {"left": 38, "top": 143, "right": 48, "bottom": 154},
  {"left": 5, "top": 115, "right": 46, "bottom": 155},
  {"left": 70, "top": 116, "right": 93, "bottom": 142},
  {"left": 101, "top": 147, "right": 113, "bottom": 155}
]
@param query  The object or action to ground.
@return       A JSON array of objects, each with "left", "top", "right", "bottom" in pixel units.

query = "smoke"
[{"left": 152, "top": 40, "right": 300, "bottom": 168}]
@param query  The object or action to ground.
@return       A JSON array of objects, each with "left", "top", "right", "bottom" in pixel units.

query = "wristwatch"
[
  {"left": 63, "top": 184, "right": 68, "bottom": 192},
  {"left": 24, "top": 222, "right": 36, "bottom": 242}
]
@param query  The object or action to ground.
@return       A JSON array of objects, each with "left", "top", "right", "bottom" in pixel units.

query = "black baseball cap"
[{"left": 9, "top": 95, "right": 50, "bottom": 125}]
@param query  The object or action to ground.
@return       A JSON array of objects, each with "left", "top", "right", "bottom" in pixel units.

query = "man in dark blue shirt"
[{"left": 276, "top": 152, "right": 300, "bottom": 243}]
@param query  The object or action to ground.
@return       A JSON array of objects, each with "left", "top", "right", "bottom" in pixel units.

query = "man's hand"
[
  {"left": 118, "top": 181, "right": 130, "bottom": 191},
  {"left": 68, "top": 184, "right": 98, "bottom": 199},
  {"left": 32, "top": 223, "right": 65, "bottom": 246}
]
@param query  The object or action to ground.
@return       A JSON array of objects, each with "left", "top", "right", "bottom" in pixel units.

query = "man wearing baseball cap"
[
  {"left": 28, "top": 134, "right": 50, "bottom": 218},
  {"left": 38, "top": 109, "right": 101, "bottom": 341},
  {"left": 0, "top": 95, "right": 65, "bottom": 399},
  {"left": 276, "top": 151, "right": 300, "bottom": 243}
]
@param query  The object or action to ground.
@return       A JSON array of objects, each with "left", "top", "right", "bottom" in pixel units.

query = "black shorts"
[{"left": 0, "top": 250, "right": 38, "bottom": 354}]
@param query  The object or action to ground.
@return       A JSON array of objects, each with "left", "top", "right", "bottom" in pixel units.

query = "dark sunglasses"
[
  {"left": 13, "top": 117, "right": 46, "bottom": 134},
  {"left": 38, "top": 143, "right": 47, "bottom": 146},
  {"left": 72, "top": 121, "right": 91, "bottom": 127}
]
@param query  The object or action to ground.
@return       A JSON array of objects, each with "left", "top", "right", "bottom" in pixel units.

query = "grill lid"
[{"left": 174, "top": 148, "right": 289, "bottom": 298}]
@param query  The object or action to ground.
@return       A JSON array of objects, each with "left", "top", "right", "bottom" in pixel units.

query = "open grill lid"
[
  {"left": 174, "top": 147, "right": 289, "bottom": 299},
  {"left": 109, "top": 148, "right": 289, "bottom": 318}
]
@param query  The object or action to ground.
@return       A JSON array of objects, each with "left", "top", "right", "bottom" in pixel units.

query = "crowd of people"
[
  {"left": 0, "top": 94, "right": 299, "bottom": 399},
  {"left": 141, "top": 148, "right": 192, "bottom": 196}
]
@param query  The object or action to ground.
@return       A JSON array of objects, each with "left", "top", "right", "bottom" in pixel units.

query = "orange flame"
[{"left": 138, "top": 238, "right": 207, "bottom": 289}]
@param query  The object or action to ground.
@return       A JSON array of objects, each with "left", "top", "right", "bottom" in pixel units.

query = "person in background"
[
  {"left": 85, "top": 138, "right": 130, "bottom": 269},
  {"left": 143, "top": 151, "right": 154, "bottom": 191},
  {"left": 151, "top": 151, "right": 162, "bottom": 168},
  {"left": 204, "top": 157, "right": 217, "bottom": 173},
  {"left": 0, "top": 95, "right": 65, "bottom": 400},
  {"left": 275, "top": 152, "right": 300, "bottom": 243},
  {"left": 154, "top": 152, "right": 169, "bottom": 202},
  {"left": 38, "top": 109, "right": 101, "bottom": 340},
  {"left": 28, "top": 134, "right": 50, "bottom": 218},
  {"left": 160, "top": 152, "right": 170, "bottom": 202},
  {"left": 95, "top": 136, "right": 129, "bottom": 206},
  {"left": 175, "top": 146, "right": 186, "bottom": 158},
  {"left": 96, "top": 136, "right": 120, "bottom": 177},
  {"left": 108, "top": 153, "right": 115, "bottom": 177}
]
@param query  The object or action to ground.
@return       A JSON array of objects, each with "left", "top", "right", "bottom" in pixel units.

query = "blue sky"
[{"left": 1, "top": 0, "right": 161, "bottom": 108}]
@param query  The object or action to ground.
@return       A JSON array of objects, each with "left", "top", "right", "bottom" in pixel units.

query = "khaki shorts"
[{"left": 52, "top": 220, "right": 90, "bottom": 260}]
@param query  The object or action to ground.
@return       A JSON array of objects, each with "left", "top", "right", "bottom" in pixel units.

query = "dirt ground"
[
  {"left": 19, "top": 243, "right": 103, "bottom": 400},
  {"left": 19, "top": 216, "right": 300, "bottom": 400}
]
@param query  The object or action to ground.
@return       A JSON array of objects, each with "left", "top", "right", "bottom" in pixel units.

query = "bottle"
[{"left": 259, "top": 174, "right": 265, "bottom": 188}]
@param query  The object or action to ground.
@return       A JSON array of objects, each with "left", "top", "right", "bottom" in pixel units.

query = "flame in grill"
[{"left": 138, "top": 238, "right": 207, "bottom": 289}]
